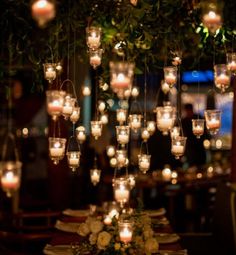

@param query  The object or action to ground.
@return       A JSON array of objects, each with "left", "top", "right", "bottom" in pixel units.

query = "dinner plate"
[
  {"left": 155, "top": 233, "right": 180, "bottom": 244},
  {"left": 55, "top": 220, "right": 80, "bottom": 233},
  {"left": 62, "top": 209, "right": 90, "bottom": 217},
  {"left": 145, "top": 208, "right": 166, "bottom": 217},
  {"left": 43, "top": 244, "right": 73, "bottom": 255}
]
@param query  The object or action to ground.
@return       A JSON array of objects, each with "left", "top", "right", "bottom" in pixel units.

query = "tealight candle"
[
  {"left": 1, "top": 172, "right": 20, "bottom": 190},
  {"left": 104, "top": 215, "right": 112, "bottom": 225},
  {"left": 117, "top": 109, "right": 127, "bottom": 124},
  {"left": 141, "top": 128, "right": 150, "bottom": 141},
  {"left": 48, "top": 100, "right": 63, "bottom": 114},
  {"left": 50, "top": 147, "right": 64, "bottom": 157},
  {"left": 70, "top": 107, "right": 80, "bottom": 123},
  {"left": 112, "top": 73, "right": 130, "bottom": 89},
  {"left": 90, "top": 169, "right": 101, "bottom": 186},
  {"left": 147, "top": 121, "right": 156, "bottom": 135},
  {"left": 106, "top": 146, "right": 116, "bottom": 157},
  {"left": 162, "top": 167, "right": 172, "bottom": 181},
  {"left": 45, "top": 69, "right": 56, "bottom": 80},
  {"left": 114, "top": 188, "right": 129, "bottom": 203},
  {"left": 228, "top": 61, "right": 236, "bottom": 72},
  {"left": 119, "top": 226, "right": 132, "bottom": 244},
  {"left": 87, "top": 36, "right": 100, "bottom": 49},
  {"left": 172, "top": 144, "right": 184, "bottom": 154}
]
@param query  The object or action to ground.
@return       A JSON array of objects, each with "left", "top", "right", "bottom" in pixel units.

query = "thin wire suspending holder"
[
  {"left": 0, "top": 132, "right": 22, "bottom": 197},
  {"left": 66, "top": 136, "right": 81, "bottom": 172}
]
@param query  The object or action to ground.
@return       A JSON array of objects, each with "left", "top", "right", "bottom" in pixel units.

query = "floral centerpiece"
[{"left": 74, "top": 210, "right": 159, "bottom": 255}]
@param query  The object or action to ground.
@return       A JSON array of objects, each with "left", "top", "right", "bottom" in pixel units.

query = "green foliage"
[{"left": 0, "top": 0, "right": 236, "bottom": 92}]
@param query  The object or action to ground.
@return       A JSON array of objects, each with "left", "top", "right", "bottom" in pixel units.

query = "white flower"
[
  {"left": 89, "top": 233, "right": 97, "bottom": 245},
  {"left": 144, "top": 238, "right": 159, "bottom": 254},
  {"left": 97, "top": 231, "right": 112, "bottom": 249},
  {"left": 143, "top": 226, "right": 154, "bottom": 240},
  {"left": 89, "top": 219, "right": 103, "bottom": 234},
  {"left": 77, "top": 223, "right": 90, "bottom": 237},
  {"left": 130, "top": 0, "right": 138, "bottom": 6}
]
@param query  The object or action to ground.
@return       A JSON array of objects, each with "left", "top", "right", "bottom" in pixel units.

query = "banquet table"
[{"left": 44, "top": 210, "right": 185, "bottom": 254}]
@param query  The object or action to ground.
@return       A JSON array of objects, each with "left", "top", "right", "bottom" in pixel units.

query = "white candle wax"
[
  {"left": 120, "top": 227, "right": 132, "bottom": 243},
  {"left": 207, "top": 119, "right": 220, "bottom": 129},
  {"left": 139, "top": 160, "right": 150, "bottom": 170},
  {"left": 48, "top": 101, "right": 62, "bottom": 113},
  {"left": 50, "top": 147, "right": 64, "bottom": 157},
  {"left": 117, "top": 112, "right": 126, "bottom": 122},
  {"left": 92, "top": 127, "right": 102, "bottom": 137},
  {"left": 69, "top": 158, "right": 79, "bottom": 166},
  {"left": 193, "top": 125, "right": 204, "bottom": 135},
  {"left": 112, "top": 74, "right": 130, "bottom": 88},
  {"left": 118, "top": 134, "right": 129, "bottom": 144},
  {"left": 115, "top": 188, "right": 129, "bottom": 202},
  {"left": 62, "top": 106, "right": 73, "bottom": 115},
  {"left": 45, "top": 70, "right": 56, "bottom": 80},
  {"left": 90, "top": 55, "right": 101, "bottom": 67},
  {"left": 1, "top": 172, "right": 20, "bottom": 189},
  {"left": 172, "top": 145, "right": 184, "bottom": 155},
  {"left": 158, "top": 118, "right": 173, "bottom": 129}
]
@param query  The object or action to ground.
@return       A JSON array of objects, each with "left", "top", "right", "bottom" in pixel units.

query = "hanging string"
[
  {"left": 144, "top": 55, "right": 147, "bottom": 126},
  {"left": 95, "top": 69, "right": 99, "bottom": 120},
  {"left": 67, "top": 0, "right": 71, "bottom": 80}
]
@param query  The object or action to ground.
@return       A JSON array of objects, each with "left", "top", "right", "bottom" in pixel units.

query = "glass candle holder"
[
  {"left": 129, "top": 114, "right": 142, "bottom": 133},
  {"left": 31, "top": 0, "right": 56, "bottom": 27},
  {"left": 170, "top": 126, "right": 180, "bottom": 139},
  {"left": 82, "top": 86, "right": 91, "bottom": 96},
  {"left": 214, "top": 64, "right": 230, "bottom": 92},
  {"left": 156, "top": 106, "right": 175, "bottom": 135},
  {"left": 70, "top": 107, "right": 80, "bottom": 124},
  {"left": 110, "top": 62, "right": 134, "bottom": 98},
  {"left": 76, "top": 126, "right": 86, "bottom": 144},
  {"left": 161, "top": 80, "right": 170, "bottom": 94},
  {"left": 90, "top": 168, "right": 101, "bottom": 186},
  {"left": 127, "top": 175, "right": 136, "bottom": 189},
  {"left": 91, "top": 121, "right": 103, "bottom": 140},
  {"left": 164, "top": 66, "right": 177, "bottom": 88},
  {"left": 116, "top": 126, "right": 130, "bottom": 146},
  {"left": 192, "top": 119, "right": 205, "bottom": 138},
  {"left": 116, "top": 109, "right": 127, "bottom": 125},
  {"left": 67, "top": 151, "right": 81, "bottom": 172},
  {"left": 131, "top": 86, "right": 139, "bottom": 98},
  {"left": 204, "top": 109, "right": 221, "bottom": 135},
  {"left": 108, "top": 201, "right": 120, "bottom": 219},
  {"left": 116, "top": 150, "right": 127, "bottom": 168},
  {"left": 98, "top": 101, "right": 106, "bottom": 113},
  {"left": 227, "top": 52, "right": 236, "bottom": 75},
  {"left": 86, "top": 26, "right": 102, "bottom": 50},
  {"left": 49, "top": 137, "right": 66, "bottom": 165},
  {"left": 113, "top": 178, "right": 130, "bottom": 207},
  {"left": 89, "top": 49, "right": 103, "bottom": 69},
  {"left": 202, "top": 3, "right": 222, "bottom": 34},
  {"left": 118, "top": 220, "right": 133, "bottom": 244},
  {"left": 0, "top": 161, "right": 22, "bottom": 197},
  {"left": 43, "top": 63, "right": 57, "bottom": 83},
  {"left": 138, "top": 154, "right": 151, "bottom": 174},
  {"left": 46, "top": 90, "right": 65, "bottom": 120},
  {"left": 162, "top": 166, "right": 172, "bottom": 181},
  {"left": 141, "top": 128, "right": 150, "bottom": 142},
  {"left": 100, "top": 113, "right": 109, "bottom": 125},
  {"left": 171, "top": 136, "right": 187, "bottom": 159},
  {"left": 106, "top": 146, "right": 116, "bottom": 158},
  {"left": 147, "top": 121, "right": 156, "bottom": 135},
  {"left": 62, "top": 95, "right": 76, "bottom": 120}
]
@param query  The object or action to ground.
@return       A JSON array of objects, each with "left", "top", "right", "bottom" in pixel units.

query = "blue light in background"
[{"left": 182, "top": 70, "right": 214, "bottom": 83}]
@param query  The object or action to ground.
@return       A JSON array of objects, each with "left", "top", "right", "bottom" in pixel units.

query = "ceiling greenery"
[{"left": 0, "top": 0, "right": 236, "bottom": 91}]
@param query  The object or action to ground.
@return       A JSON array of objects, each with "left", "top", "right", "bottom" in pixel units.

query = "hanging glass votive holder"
[
  {"left": 90, "top": 168, "right": 101, "bottom": 186},
  {"left": 70, "top": 106, "right": 80, "bottom": 124},
  {"left": 116, "top": 150, "right": 127, "bottom": 168},
  {"left": 204, "top": 109, "right": 221, "bottom": 135},
  {"left": 147, "top": 121, "right": 156, "bottom": 135},
  {"left": 98, "top": 101, "right": 106, "bottom": 113},
  {"left": 100, "top": 113, "right": 109, "bottom": 125},
  {"left": 106, "top": 146, "right": 116, "bottom": 158},
  {"left": 202, "top": 2, "right": 222, "bottom": 34},
  {"left": 116, "top": 109, "right": 127, "bottom": 125},
  {"left": 67, "top": 151, "right": 81, "bottom": 172},
  {"left": 113, "top": 177, "right": 130, "bottom": 208},
  {"left": 138, "top": 154, "right": 151, "bottom": 174},
  {"left": 75, "top": 126, "right": 86, "bottom": 144},
  {"left": 91, "top": 121, "right": 103, "bottom": 140},
  {"left": 214, "top": 64, "right": 230, "bottom": 92},
  {"left": 141, "top": 128, "right": 150, "bottom": 142},
  {"left": 89, "top": 49, "right": 103, "bottom": 69},
  {"left": 162, "top": 165, "right": 172, "bottom": 181},
  {"left": 192, "top": 119, "right": 205, "bottom": 138},
  {"left": 116, "top": 126, "right": 130, "bottom": 147},
  {"left": 171, "top": 136, "right": 187, "bottom": 159},
  {"left": 62, "top": 95, "right": 76, "bottom": 120},
  {"left": 46, "top": 90, "right": 65, "bottom": 120},
  {"left": 49, "top": 137, "right": 66, "bottom": 165},
  {"left": 43, "top": 63, "right": 57, "bottom": 83},
  {"left": 86, "top": 26, "right": 102, "bottom": 50},
  {"left": 127, "top": 174, "right": 136, "bottom": 189},
  {"left": 110, "top": 62, "right": 134, "bottom": 99},
  {"left": 156, "top": 106, "right": 175, "bottom": 135},
  {"left": 0, "top": 161, "right": 22, "bottom": 197},
  {"left": 31, "top": 0, "right": 56, "bottom": 27},
  {"left": 227, "top": 53, "right": 236, "bottom": 75},
  {"left": 170, "top": 126, "right": 180, "bottom": 139},
  {"left": 110, "top": 157, "right": 118, "bottom": 168},
  {"left": 129, "top": 114, "right": 142, "bottom": 133},
  {"left": 164, "top": 66, "right": 177, "bottom": 88},
  {"left": 118, "top": 220, "right": 133, "bottom": 244}
]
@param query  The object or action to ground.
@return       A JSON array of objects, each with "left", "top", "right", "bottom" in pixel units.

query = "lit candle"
[
  {"left": 117, "top": 111, "right": 126, "bottom": 123},
  {"left": 92, "top": 126, "right": 102, "bottom": 138},
  {"left": 193, "top": 125, "right": 204, "bottom": 136},
  {"left": 165, "top": 73, "right": 176, "bottom": 85},
  {"left": 62, "top": 105, "right": 73, "bottom": 115},
  {"left": 50, "top": 147, "right": 64, "bottom": 157},
  {"left": 104, "top": 215, "right": 112, "bottom": 225},
  {"left": 70, "top": 109, "right": 80, "bottom": 123},
  {"left": 68, "top": 157, "right": 79, "bottom": 166},
  {"left": 118, "top": 133, "right": 129, "bottom": 144},
  {"left": 158, "top": 117, "right": 173, "bottom": 129},
  {"left": 117, "top": 154, "right": 126, "bottom": 165},
  {"left": 108, "top": 209, "right": 119, "bottom": 219},
  {"left": 130, "top": 119, "right": 141, "bottom": 129},
  {"left": 114, "top": 187, "right": 129, "bottom": 203},
  {"left": 1, "top": 172, "right": 20, "bottom": 190},
  {"left": 90, "top": 55, "right": 101, "bottom": 67},
  {"left": 207, "top": 118, "right": 220, "bottom": 129},
  {"left": 172, "top": 144, "right": 184, "bottom": 155},
  {"left": 77, "top": 131, "right": 86, "bottom": 142},
  {"left": 45, "top": 69, "right": 56, "bottom": 80},
  {"left": 215, "top": 74, "right": 230, "bottom": 86},
  {"left": 112, "top": 73, "right": 130, "bottom": 89},
  {"left": 139, "top": 159, "right": 150, "bottom": 170},
  {"left": 228, "top": 61, "right": 236, "bottom": 71},
  {"left": 203, "top": 11, "right": 221, "bottom": 26},
  {"left": 106, "top": 146, "right": 115, "bottom": 157},
  {"left": 141, "top": 129, "right": 150, "bottom": 141},
  {"left": 162, "top": 168, "right": 172, "bottom": 181},
  {"left": 120, "top": 227, "right": 132, "bottom": 244},
  {"left": 87, "top": 35, "right": 100, "bottom": 49},
  {"left": 147, "top": 121, "right": 156, "bottom": 134},
  {"left": 91, "top": 170, "right": 100, "bottom": 185},
  {"left": 48, "top": 100, "right": 62, "bottom": 114}
]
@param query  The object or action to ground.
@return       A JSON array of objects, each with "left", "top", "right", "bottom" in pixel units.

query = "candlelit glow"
[
  {"left": 227, "top": 53, "right": 236, "bottom": 75},
  {"left": 100, "top": 114, "right": 109, "bottom": 124},
  {"left": 82, "top": 86, "right": 91, "bottom": 96},
  {"left": 156, "top": 106, "right": 175, "bottom": 135},
  {"left": 192, "top": 119, "right": 205, "bottom": 138},
  {"left": 49, "top": 137, "right": 66, "bottom": 165},
  {"left": 171, "top": 136, "right": 187, "bottom": 159},
  {"left": 86, "top": 27, "right": 102, "bottom": 50},
  {"left": 91, "top": 121, "right": 103, "bottom": 140},
  {"left": 204, "top": 109, "right": 221, "bottom": 135},
  {"left": 214, "top": 64, "right": 230, "bottom": 92},
  {"left": 116, "top": 150, "right": 127, "bottom": 168},
  {"left": 141, "top": 128, "right": 150, "bottom": 142},
  {"left": 113, "top": 178, "right": 130, "bottom": 207},
  {"left": 106, "top": 146, "right": 116, "bottom": 158},
  {"left": 128, "top": 175, "right": 136, "bottom": 189},
  {"left": 67, "top": 151, "right": 81, "bottom": 172},
  {"left": 70, "top": 107, "right": 80, "bottom": 124},
  {"left": 90, "top": 168, "right": 101, "bottom": 186},
  {"left": 62, "top": 95, "right": 76, "bottom": 120},
  {"left": 76, "top": 126, "right": 86, "bottom": 144},
  {"left": 170, "top": 126, "right": 180, "bottom": 139},
  {"left": 89, "top": 49, "right": 103, "bottom": 69},
  {"left": 131, "top": 87, "right": 139, "bottom": 97},
  {"left": 43, "top": 63, "right": 57, "bottom": 83},
  {"left": 129, "top": 114, "right": 142, "bottom": 133},
  {"left": 164, "top": 66, "right": 177, "bottom": 87},
  {"left": 162, "top": 166, "right": 172, "bottom": 181},
  {"left": 116, "top": 126, "right": 130, "bottom": 146},
  {"left": 202, "top": 9, "right": 222, "bottom": 34},
  {"left": 161, "top": 80, "right": 170, "bottom": 94},
  {"left": 138, "top": 154, "right": 151, "bottom": 174},
  {"left": 116, "top": 109, "right": 127, "bottom": 124},
  {"left": 118, "top": 221, "right": 133, "bottom": 244},
  {"left": 147, "top": 121, "right": 156, "bottom": 135}
]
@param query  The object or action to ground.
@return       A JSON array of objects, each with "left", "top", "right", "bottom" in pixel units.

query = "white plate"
[
  {"left": 155, "top": 233, "right": 180, "bottom": 244},
  {"left": 55, "top": 220, "right": 80, "bottom": 233},
  {"left": 62, "top": 209, "right": 90, "bottom": 217},
  {"left": 43, "top": 244, "right": 73, "bottom": 255}
]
